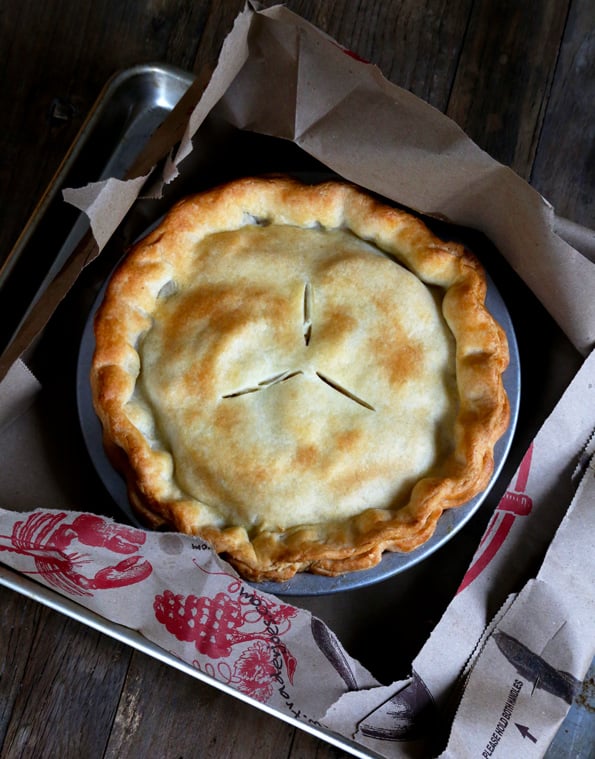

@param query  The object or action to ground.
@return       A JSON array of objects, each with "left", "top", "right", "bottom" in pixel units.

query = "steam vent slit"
[
  {"left": 221, "top": 387, "right": 260, "bottom": 398},
  {"left": 303, "top": 281, "right": 312, "bottom": 345},
  {"left": 222, "top": 370, "right": 303, "bottom": 399},
  {"left": 316, "top": 372, "right": 375, "bottom": 411}
]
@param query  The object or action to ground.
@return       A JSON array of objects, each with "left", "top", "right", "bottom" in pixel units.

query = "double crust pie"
[{"left": 91, "top": 177, "right": 510, "bottom": 582}]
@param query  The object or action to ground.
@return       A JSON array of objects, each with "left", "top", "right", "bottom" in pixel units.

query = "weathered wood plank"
[
  {"left": 104, "top": 649, "right": 296, "bottom": 758},
  {"left": 290, "top": 727, "right": 353, "bottom": 758},
  {"left": 0, "top": 598, "right": 130, "bottom": 758},
  {"left": 531, "top": 0, "right": 595, "bottom": 226},
  {"left": 0, "top": 587, "right": 41, "bottom": 747},
  {"left": 290, "top": 0, "right": 474, "bottom": 111},
  {"left": 446, "top": 0, "right": 570, "bottom": 178}
]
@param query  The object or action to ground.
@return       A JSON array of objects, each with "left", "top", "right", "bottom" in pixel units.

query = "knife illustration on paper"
[
  {"left": 310, "top": 617, "right": 359, "bottom": 691},
  {"left": 356, "top": 671, "right": 436, "bottom": 741},
  {"left": 493, "top": 630, "right": 581, "bottom": 705}
]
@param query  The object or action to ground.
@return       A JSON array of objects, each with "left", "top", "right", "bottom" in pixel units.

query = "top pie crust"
[{"left": 91, "top": 176, "right": 510, "bottom": 582}]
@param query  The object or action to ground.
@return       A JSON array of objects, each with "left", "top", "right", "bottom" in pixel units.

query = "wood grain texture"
[
  {"left": 531, "top": 0, "right": 595, "bottom": 226},
  {"left": 0, "top": 588, "right": 41, "bottom": 747},
  {"left": 0, "top": 0, "right": 593, "bottom": 757},
  {"left": 446, "top": 0, "right": 570, "bottom": 178},
  {"left": 0, "top": 592, "right": 130, "bottom": 758},
  {"left": 104, "top": 651, "right": 297, "bottom": 758},
  {"left": 289, "top": 0, "right": 474, "bottom": 110}
]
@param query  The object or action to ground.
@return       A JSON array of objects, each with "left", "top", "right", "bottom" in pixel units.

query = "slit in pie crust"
[{"left": 90, "top": 177, "right": 510, "bottom": 582}]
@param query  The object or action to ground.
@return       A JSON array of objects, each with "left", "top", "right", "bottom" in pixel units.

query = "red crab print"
[{"left": 0, "top": 511, "right": 152, "bottom": 596}]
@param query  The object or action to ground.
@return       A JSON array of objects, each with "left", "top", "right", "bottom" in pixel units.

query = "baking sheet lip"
[
  {"left": 0, "top": 563, "right": 381, "bottom": 759},
  {"left": 1, "top": 63, "right": 192, "bottom": 288},
  {"left": 0, "top": 62, "right": 196, "bottom": 369}
]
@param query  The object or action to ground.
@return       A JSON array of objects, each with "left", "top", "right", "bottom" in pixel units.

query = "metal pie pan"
[{"left": 77, "top": 259, "right": 520, "bottom": 597}]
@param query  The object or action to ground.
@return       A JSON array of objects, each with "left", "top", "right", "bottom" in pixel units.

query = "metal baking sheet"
[
  {"left": 0, "top": 63, "right": 591, "bottom": 757},
  {"left": 76, "top": 251, "right": 520, "bottom": 597},
  {"left": 0, "top": 63, "right": 194, "bottom": 358}
]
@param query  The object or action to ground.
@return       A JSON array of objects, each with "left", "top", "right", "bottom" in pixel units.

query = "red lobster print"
[
  {"left": 0, "top": 511, "right": 152, "bottom": 596},
  {"left": 154, "top": 589, "right": 297, "bottom": 689},
  {"left": 458, "top": 444, "right": 534, "bottom": 593}
]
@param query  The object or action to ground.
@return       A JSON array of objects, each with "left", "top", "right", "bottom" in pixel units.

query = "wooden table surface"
[{"left": 1, "top": 1, "right": 593, "bottom": 757}]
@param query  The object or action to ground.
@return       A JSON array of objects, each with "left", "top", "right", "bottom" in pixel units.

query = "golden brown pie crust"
[{"left": 91, "top": 176, "right": 510, "bottom": 582}]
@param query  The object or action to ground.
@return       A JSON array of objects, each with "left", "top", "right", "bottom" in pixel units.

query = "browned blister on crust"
[{"left": 91, "top": 177, "right": 510, "bottom": 582}]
